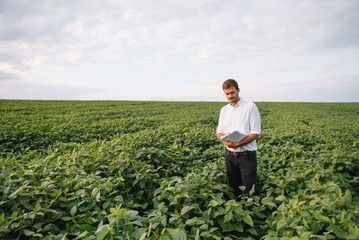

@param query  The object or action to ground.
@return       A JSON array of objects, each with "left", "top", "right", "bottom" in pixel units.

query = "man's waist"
[
  {"left": 226, "top": 148, "right": 256, "bottom": 156},
  {"left": 225, "top": 145, "right": 257, "bottom": 152}
]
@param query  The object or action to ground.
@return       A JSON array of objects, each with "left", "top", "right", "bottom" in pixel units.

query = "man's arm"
[{"left": 223, "top": 133, "right": 259, "bottom": 148}]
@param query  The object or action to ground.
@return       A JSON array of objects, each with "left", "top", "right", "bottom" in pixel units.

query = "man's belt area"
[{"left": 226, "top": 149, "right": 256, "bottom": 156}]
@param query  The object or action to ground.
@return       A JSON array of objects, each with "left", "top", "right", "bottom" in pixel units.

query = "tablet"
[{"left": 220, "top": 131, "right": 247, "bottom": 142}]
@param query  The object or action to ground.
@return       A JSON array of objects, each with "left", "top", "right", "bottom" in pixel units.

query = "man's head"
[
  {"left": 222, "top": 79, "right": 238, "bottom": 90},
  {"left": 222, "top": 79, "right": 240, "bottom": 105}
]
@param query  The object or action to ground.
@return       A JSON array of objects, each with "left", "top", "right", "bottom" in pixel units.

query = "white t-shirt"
[{"left": 216, "top": 98, "right": 261, "bottom": 152}]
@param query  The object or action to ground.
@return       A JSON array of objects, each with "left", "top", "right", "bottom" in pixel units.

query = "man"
[{"left": 216, "top": 79, "right": 261, "bottom": 198}]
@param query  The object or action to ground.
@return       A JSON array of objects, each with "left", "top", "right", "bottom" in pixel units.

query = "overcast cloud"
[{"left": 1, "top": 0, "right": 358, "bottom": 101}]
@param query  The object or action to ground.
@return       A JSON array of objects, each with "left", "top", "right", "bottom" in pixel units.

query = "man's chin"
[{"left": 229, "top": 98, "right": 239, "bottom": 104}]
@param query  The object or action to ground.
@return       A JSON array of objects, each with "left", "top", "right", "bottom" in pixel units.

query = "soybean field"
[{"left": 0, "top": 100, "right": 358, "bottom": 239}]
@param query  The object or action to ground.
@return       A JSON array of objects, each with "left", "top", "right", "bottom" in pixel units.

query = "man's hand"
[
  {"left": 222, "top": 134, "right": 260, "bottom": 149},
  {"left": 216, "top": 133, "right": 226, "bottom": 141},
  {"left": 223, "top": 139, "right": 240, "bottom": 148}
]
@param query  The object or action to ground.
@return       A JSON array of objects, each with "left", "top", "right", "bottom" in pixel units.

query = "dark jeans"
[{"left": 225, "top": 149, "right": 257, "bottom": 197}]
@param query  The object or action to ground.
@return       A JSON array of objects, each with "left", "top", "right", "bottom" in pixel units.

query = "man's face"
[{"left": 223, "top": 87, "right": 240, "bottom": 104}]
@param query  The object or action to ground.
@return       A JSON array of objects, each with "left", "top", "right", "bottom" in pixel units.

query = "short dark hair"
[{"left": 222, "top": 79, "right": 238, "bottom": 90}]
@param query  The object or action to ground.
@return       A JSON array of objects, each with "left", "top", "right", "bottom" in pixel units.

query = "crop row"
[{"left": 1, "top": 100, "right": 358, "bottom": 239}]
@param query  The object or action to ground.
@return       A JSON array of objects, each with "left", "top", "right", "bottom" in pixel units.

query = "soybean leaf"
[
  {"left": 70, "top": 206, "right": 77, "bottom": 216},
  {"left": 97, "top": 225, "right": 110, "bottom": 240},
  {"left": 330, "top": 222, "right": 348, "bottom": 239},
  {"left": 181, "top": 206, "right": 194, "bottom": 215},
  {"left": 23, "top": 229, "right": 35, "bottom": 236},
  {"left": 243, "top": 214, "right": 254, "bottom": 227},
  {"left": 224, "top": 211, "right": 233, "bottom": 223},
  {"left": 167, "top": 228, "right": 186, "bottom": 240}
]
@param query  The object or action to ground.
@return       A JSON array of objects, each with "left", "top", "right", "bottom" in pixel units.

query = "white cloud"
[
  {"left": 0, "top": 0, "right": 358, "bottom": 101},
  {"left": 0, "top": 80, "right": 105, "bottom": 100},
  {"left": 0, "top": 70, "right": 20, "bottom": 80}
]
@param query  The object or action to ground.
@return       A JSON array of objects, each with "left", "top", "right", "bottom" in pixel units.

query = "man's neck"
[{"left": 230, "top": 97, "right": 240, "bottom": 107}]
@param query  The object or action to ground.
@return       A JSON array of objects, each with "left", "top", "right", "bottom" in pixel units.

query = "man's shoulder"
[{"left": 238, "top": 99, "right": 260, "bottom": 114}]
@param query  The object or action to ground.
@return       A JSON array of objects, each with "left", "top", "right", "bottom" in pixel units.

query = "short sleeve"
[{"left": 249, "top": 104, "right": 261, "bottom": 135}]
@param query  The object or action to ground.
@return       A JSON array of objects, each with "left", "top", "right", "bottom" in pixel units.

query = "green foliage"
[{"left": 0, "top": 100, "right": 358, "bottom": 239}]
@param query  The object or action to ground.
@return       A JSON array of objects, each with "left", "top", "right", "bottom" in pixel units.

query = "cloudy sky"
[{"left": 1, "top": 0, "right": 358, "bottom": 102}]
